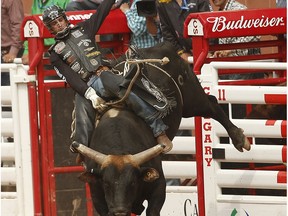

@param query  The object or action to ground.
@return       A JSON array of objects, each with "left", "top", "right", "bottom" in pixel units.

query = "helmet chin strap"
[{"left": 55, "top": 24, "right": 71, "bottom": 39}]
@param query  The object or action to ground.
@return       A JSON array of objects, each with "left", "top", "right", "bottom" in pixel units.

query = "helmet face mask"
[{"left": 43, "top": 5, "right": 70, "bottom": 37}]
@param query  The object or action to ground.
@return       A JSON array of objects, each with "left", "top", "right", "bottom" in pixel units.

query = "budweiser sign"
[{"left": 207, "top": 15, "right": 285, "bottom": 32}]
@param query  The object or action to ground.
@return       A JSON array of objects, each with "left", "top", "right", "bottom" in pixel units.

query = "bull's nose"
[
  {"left": 112, "top": 212, "right": 129, "bottom": 216},
  {"left": 111, "top": 207, "right": 130, "bottom": 216},
  {"left": 114, "top": 213, "right": 128, "bottom": 216}
]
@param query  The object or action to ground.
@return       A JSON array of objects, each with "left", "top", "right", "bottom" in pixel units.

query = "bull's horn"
[
  {"left": 72, "top": 142, "right": 107, "bottom": 165},
  {"left": 132, "top": 144, "right": 165, "bottom": 165}
]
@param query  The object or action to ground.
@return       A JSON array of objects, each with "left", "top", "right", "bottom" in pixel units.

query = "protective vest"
[{"left": 50, "top": 26, "right": 103, "bottom": 81}]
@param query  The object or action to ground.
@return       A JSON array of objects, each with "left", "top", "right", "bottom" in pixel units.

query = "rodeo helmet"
[{"left": 42, "top": 5, "right": 70, "bottom": 37}]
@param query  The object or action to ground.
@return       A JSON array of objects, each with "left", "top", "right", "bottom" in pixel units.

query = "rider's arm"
[{"left": 80, "top": 0, "right": 116, "bottom": 38}]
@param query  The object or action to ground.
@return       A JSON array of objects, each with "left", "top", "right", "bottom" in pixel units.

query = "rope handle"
[{"left": 100, "top": 57, "right": 170, "bottom": 108}]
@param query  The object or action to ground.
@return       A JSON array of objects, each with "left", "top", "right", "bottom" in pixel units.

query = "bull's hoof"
[
  {"left": 243, "top": 136, "right": 251, "bottom": 151},
  {"left": 156, "top": 133, "right": 173, "bottom": 153},
  {"left": 232, "top": 128, "right": 251, "bottom": 152}
]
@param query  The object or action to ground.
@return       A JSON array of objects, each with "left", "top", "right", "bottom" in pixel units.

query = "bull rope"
[
  {"left": 125, "top": 57, "right": 170, "bottom": 65},
  {"left": 102, "top": 57, "right": 170, "bottom": 107}
]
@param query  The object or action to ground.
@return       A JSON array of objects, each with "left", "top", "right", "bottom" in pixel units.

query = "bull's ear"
[
  {"left": 78, "top": 172, "right": 96, "bottom": 183},
  {"left": 141, "top": 168, "right": 159, "bottom": 182},
  {"left": 78, "top": 169, "right": 102, "bottom": 183}
]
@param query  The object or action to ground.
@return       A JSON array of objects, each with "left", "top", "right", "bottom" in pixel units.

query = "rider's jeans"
[
  {"left": 89, "top": 74, "right": 168, "bottom": 137},
  {"left": 73, "top": 93, "right": 96, "bottom": 146}
]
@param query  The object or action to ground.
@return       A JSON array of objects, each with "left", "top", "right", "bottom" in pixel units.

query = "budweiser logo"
[{"left": 206, "top": 15, "right": 285, "bottom": 32}]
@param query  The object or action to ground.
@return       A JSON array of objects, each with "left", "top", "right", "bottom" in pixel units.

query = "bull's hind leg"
[{"left": 205, "top": 95, "right": 251, "bottom": 152}]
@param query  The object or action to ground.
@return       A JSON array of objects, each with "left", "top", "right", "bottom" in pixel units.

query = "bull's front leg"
[
  {"left": 89, "top": 182, "right": 109, "bottom": 216},
  {"left": 207, "top": 95, "right": 251, "bottom": 152},
  {"left": 145, "top": 180, "right": 166, "bottom": 216}
]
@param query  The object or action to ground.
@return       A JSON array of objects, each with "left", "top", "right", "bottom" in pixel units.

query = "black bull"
[{"left": 73, "top": 42, "right": 250, "bottom": 216}]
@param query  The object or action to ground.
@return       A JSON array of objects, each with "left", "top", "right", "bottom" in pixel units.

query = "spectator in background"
[
  {"left": 21, "top": 0, "right": 70, "bottom": 65},
  {"left": 1, "top": 0, "right": 24, "bottom": 85},
  {"left": 277, "top": 0, "right": 286, "bottom": 8},
  {"left": 120, "top": 0, "right": 162, "bottom": 48},
  {"left": 211, "top": 0, "right": 262, "bottom": 80},
  {"left": 276, "top": 0, "right": 286, "bottom": 40},
  {"left": 157, "top": 0, "right": 211, "bottom": 62}
]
